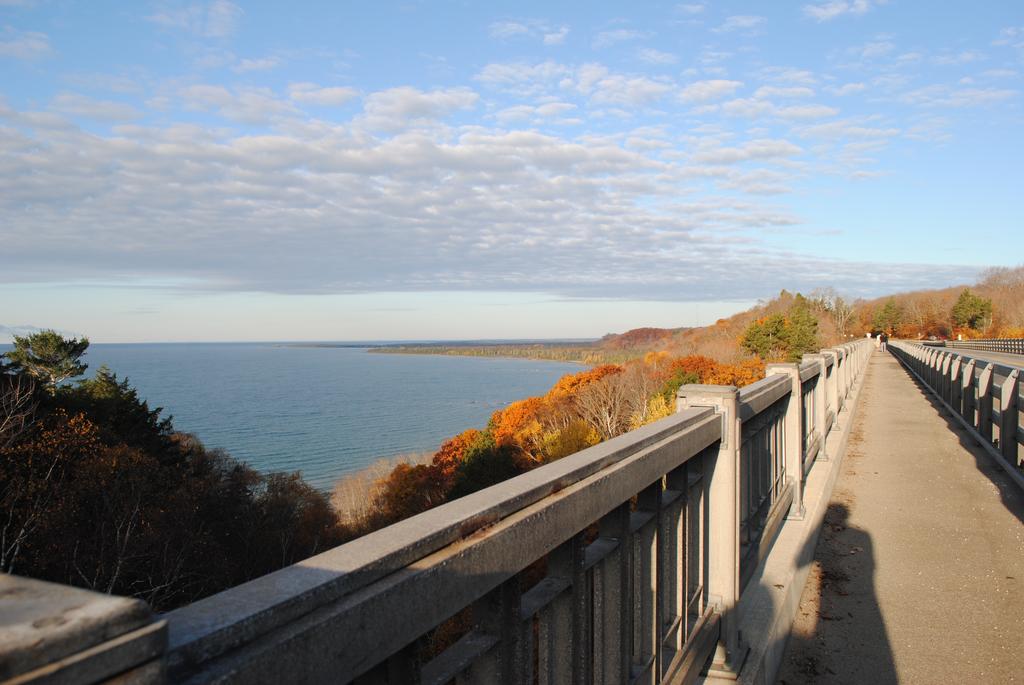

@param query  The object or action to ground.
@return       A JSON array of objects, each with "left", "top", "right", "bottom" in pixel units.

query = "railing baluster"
[
  {"left": 1000, "top": 370, "right": 1020, "bottom": 466},
  {"left": 961, "top": 359, "right": 976, "bottom": 422},
  {"left": 539, "top": 534, "right": 587, "bottom": 685},
  {"left": 596, "top": 503, "right": 630, "bottom": 684},
  {"left": 632, "top": 481, "right": 661, "bottom": 684}
]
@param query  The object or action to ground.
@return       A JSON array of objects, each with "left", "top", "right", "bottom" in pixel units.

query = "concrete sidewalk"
[{"left": 777, "top": 350, "right": 1024, "bottom": 684}]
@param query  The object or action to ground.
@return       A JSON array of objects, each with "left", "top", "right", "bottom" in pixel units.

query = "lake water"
[{"left": 15, "top": 343, "right": 581, "bottom": 491}]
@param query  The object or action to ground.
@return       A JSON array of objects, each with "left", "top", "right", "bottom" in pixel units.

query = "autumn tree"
[{"left": 4, "top": 330, "right": 90, "bottom": 394}]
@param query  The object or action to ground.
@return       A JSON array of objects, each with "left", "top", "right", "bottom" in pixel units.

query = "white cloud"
[
  {"left": 50, "top": 93, "right": 142, "bottom": 121},
  {"left": 758, "top": 67, "right": 817, "bottom": 85},
  {"left": 827, "top": 82, "right": 866, "bottom": 96},
  {"left": 359, "top": 87, "right": 479, "bottom": 130},
  {"left": 931, "top": 50, "right": 985, "bottom": 66},
  {"left": 858, "top": 41, "right": 894, "bottom": 59},
  {"left": 753, "top": 86, "right": 814, "bottom": 99},
  {"left": 899, "top": 85, "right": 1017, "bottom": 108},
  {"left": 797, "top": 118, "right": 900, "bottom": 139},
  {"left": 148, "top": 0, "right": 243, "bottom": 38},
  {"left": 543, "top": 27, "right": 569, "bottom": 45},
  {"left": 233, "top": 56, "right": 279, "bottom": 73},
  {"left": 715, "top": 15, "right": 766, "bottom": 33},
  {"left": 0, "top": 27, "right": 51, "bottom": 59},
  {"left": 489, "top": 19, "right": 569, "bottom": 46},
  {"left": 993, "top": 26, "right": 1023, "bottom": 48},
  {"left": 638, "top": 48, "right": 677, "bottom": 65},
  {"left": 776, "top": 104, "right": 839, "bottom": 120},
  {"left": 181, "top": 85, "right": 298, "bottom": 124},
  {"left": 719, "top": 98, "right": 775, "bottom": 118},
  {"left": 489, "top": 20, "right": 532, "bottom": 39},
  {"left": 0, "top": 98, "right": 981, "bottom": 302},
  {"left": 676, "top": 3, "right": 705, "bottom": 14},
  {"left": 593, "top": 29, "right": 647, "bottom": 49},
  {"left": 803, "top": 0, "right": 884, "bottom": 22},
  {"left": 288, "top": 83, "right": 358, "bottom": 106},
  {"left": 680, "top": 79, "right": 743, "bottom": 103},
  {"left": 475, "top": 61, "right": 573, "bottom": 97},
  {"left": 692, "top": 139, "right": 803, "bottom": 164},
  {"left": 494, "top": 101, "right": 578, "bottom": 125},
  {"left": 590, "top": 75, "right": 673, "bottom": 106}
]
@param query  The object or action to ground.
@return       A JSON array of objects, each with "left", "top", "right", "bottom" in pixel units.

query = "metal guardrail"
[
  {"left": 890, "top": 341, "right": 1023, "bottom": 481},
  {"left": 926, "top": 338, "right": 1024, "bottom": 355},
  {"left": 2, "top": 341, "right": 872, "bottom": 685}
]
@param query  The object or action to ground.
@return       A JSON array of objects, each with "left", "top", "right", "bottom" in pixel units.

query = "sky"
[{"left": 1, "top": 1, "right": 1022, "bottom": 342}]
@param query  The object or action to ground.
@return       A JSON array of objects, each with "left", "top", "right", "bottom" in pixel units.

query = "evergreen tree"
[
  {"left": 951, "top": 289, "right": 992, "bottom": 331},
  {"left": 4, "top": 330, "right": 89, "bottom": 394},
  {"left": 872, "top": 299, "right": 903, "bottom": 335}
]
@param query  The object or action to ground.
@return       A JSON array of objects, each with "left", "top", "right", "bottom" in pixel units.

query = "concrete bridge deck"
[{"left": 777, "top": 350, "right": 1024, "bottom": 684}]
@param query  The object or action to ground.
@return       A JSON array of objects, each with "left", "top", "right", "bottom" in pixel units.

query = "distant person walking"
[{"left": 879, "top": 332, "right": 888, "bottom": 352}]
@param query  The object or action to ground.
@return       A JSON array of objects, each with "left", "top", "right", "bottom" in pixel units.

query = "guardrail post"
[
  {"left": 960, "top": 359, "right": 977, "bottom": 423},
  {"left": 676, "top": 385, "right": 742, "bottom": 672},
  {"left": 804, "top": 354, "right": 829, "bottom": 453},
  {"left": 977, "top": 363, "right": 994, "bottom": 443},
  {"left": 940, "top": 353, "right": 952, "bottom": 404},
  {"left": 765, "top": 364, "right": 805, "bottom": 519},
  {"left": 999, "top": 370, "right": 1020, "bottom": 466},
  {"left": 949, "top": 356, "right": 963, "bottom": 412}
]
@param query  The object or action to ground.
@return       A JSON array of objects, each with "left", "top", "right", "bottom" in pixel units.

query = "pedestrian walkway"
[{"left": 777, "top": 350, "right": 1024, "bottom": 684}]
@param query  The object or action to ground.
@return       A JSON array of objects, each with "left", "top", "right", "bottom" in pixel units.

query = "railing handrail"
[
  {"left": 921, "top": 338, "right": 1024, "bottom": 356},
  {"left": 166, "top": 406, "right": 721, "bottom": 675}
]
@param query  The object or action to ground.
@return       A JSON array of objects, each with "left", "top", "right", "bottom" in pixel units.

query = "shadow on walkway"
[{"left": 776, "top": 502, "right": 896, "bottom": 685}]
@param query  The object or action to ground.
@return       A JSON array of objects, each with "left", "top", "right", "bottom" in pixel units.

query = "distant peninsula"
[{"left": 368, "top": 327, "right": 690, "bottom": 365}]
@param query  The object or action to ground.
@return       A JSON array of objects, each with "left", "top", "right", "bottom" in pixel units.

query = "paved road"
[{"left": 777, "top": 349, "right": 1024, "bottom": 684}]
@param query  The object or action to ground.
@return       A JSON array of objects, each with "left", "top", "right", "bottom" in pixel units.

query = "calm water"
[{"left": 3, "top": 343, "right": 582, "bottom": 491}]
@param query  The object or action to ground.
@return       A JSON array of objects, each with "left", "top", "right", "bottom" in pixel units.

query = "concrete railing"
[
  {"left": 1, "top": 341, "right": 872, "bottom": 685},
  {"left": 890, "top": 341, "right": 1024, "bottom": 486},
  {"left": 926, "top": 338, "right": 1024, "bottom": 355}
]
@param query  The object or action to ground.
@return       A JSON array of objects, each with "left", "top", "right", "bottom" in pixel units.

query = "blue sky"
[{"left": 1, "top": 1, "right": 1022, "bottom": 342}]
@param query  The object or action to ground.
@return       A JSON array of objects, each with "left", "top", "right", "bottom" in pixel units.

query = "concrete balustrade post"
[
  {"left": 977, "top": 363, "right": 994, "bottom": 443},
  {"left": 804, "top": 354, "right": 829, "bottom": 453},
  {"left": 840, "top": 348, "right": 850, "bottom": 400},
  {"left": 960, "top": 359, "right": 976, "bottom": 422},
  {"left": 999, "top": 370, "right": 1020, "bottom": 466},
  {"left": 765, "top": 364, "right": 805, "bottom": 520},
  {"left": 676, "top": 384, "right": 742, "bottom": 671},
  {"left": 821, "top": 351, "right": 839, "bottom": 428},
  {"left": 834, "top": 349, "right": 847, "bottom": 408}
]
